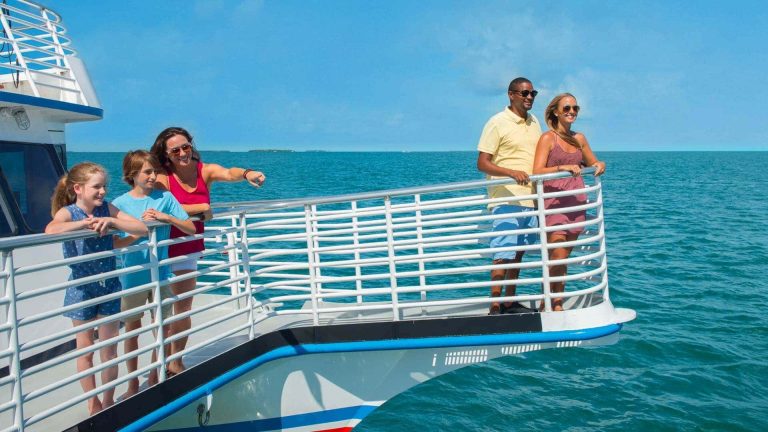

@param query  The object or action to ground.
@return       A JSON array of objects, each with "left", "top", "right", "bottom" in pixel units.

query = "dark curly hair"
[{"left": 149, "top": 126, "right": 201, "bottom": 172}]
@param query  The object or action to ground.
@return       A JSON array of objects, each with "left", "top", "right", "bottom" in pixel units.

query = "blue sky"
[{"left": 45, "top": 0, "right": 767, "bottom": 152}]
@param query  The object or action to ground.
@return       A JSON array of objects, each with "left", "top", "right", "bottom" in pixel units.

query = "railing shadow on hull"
[{"left": 0, "top": 170, "right": 635, "bottom": 431}]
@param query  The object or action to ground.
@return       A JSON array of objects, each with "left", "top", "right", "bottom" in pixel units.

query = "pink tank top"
[
  {"left": 168, "top": 161, "right": 210, "bottom": 257},
  {"left": 543, "top": 133, "right": 587, "bottom": 205}
]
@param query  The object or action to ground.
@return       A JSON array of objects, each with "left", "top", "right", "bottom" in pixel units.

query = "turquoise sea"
[{"left": 70, "top": 151, "right": 768, "bottom": 431}]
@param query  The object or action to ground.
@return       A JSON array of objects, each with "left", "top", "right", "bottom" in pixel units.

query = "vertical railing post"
[
  {"left": 41, "top": 9, "right": 87, "bottom": 105},
  {"left": 535, "top": 181, "right": 553, "bottom": 312},
  {"left": 384, "top": 197, "right": 400, "bottom": 321},
  {"left": 303, "top": 205, "right": 320, "bottom": 326},
  {"left": 3, "top": 250, "right": 25, "bottom": 431},
  {"left": 0, "top": 12, "right": 41, "bottom": 97},
  {"left": 310, "top": 205, "right": 323, "bottom": 304},
  {"left": 594, "top": 176, "right": 610, "bottom": 302},
  {"left": 148, "top": 226, "right": 168, "bottom": 383},
  {"left": 414, "top": 194, "right": 427, "bottom": 314},
  {"left": 40, "top": 10, "right": 63, "bottom": 68},
  {"left": 351, "top": 201, "right": 363, "bottom": 304},
  {"left": 238, "top": 212, "right": 255, "bottom": 340},
  {"left": 226, "top": 216, "right": 240, "bottom": 300}
]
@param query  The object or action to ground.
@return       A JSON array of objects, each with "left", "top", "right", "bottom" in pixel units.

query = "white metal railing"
[
  {"left": 0, "top": 0, "right": 89, "bottom": 105},
  {"left": 0, "top": 171, "right": 609, "bottom": 431}
]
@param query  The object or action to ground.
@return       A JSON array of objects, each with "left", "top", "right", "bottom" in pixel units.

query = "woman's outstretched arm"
[{"left": 204, "top": 163, "right": 266, "bottom": 188}]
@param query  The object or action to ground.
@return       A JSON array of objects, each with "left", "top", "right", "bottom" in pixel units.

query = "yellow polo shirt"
[{"left": 477, "top": 107, "right": 542, "bottom": 208}]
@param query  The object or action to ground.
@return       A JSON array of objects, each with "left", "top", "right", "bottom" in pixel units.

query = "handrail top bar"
[
  {"left": 212, "top": 168, "right": 597, "bottom": 216},
  {"left": 0, "top": 216, "right": 204, "bottom": 251},
  {"left": 0, "top": 169, "right": 596, "bottom": 251},
  {"left": 2, "top": 0, "right": 63, "bottom": 23}
]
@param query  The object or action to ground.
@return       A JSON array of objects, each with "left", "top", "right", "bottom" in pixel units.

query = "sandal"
[{"left": 501, "top": 302, "right": 534, "bottom": 314}]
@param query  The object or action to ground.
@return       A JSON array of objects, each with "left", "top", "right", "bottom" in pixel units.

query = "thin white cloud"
[
  {"left": 438, "top": 8, "right": 578, "bottom": 95},
  {"left": 556, "top": 68, "right": 685, "bottom": 121}
]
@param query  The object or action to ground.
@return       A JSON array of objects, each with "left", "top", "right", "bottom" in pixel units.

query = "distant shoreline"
[
  {"left": 248, "top": 149, "right": 296, "bottom": 153},
  {"left": 68, "top": 150, "right": 768, "bottom": 154}
]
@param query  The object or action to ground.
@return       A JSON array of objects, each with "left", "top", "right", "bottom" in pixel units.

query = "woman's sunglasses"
[
  {"left": 562, "top": 105, "right": 580, "bottom": 113},
  {"left": 167, "top": 143, "right": 193, "bottom": 155}
]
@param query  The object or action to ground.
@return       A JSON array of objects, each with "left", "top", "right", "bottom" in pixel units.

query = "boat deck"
[{"left": 2, "top": 295, "right": 492, "bottom": 431}]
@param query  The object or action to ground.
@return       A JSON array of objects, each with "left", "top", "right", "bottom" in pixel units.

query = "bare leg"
[
  {"left": 72, "top": 320, "right": 101, "bottom": 415},
  {"left": 168, "top": 272, "right": 196, "bottom": 374},
  {"left": 502, "top": 251, "right": 525, "bottom": 308},
  {"left": 489, "top": 259, "right": 508, "bottom": 314},
  {"left": 546, "top": 233, "right": 577, "bottom": 311},
  {"left": 97, "top": 318, "right": 120, "bottom": 409},
  {"left": 489, "top": 252, "right": 524, "bottom": 314},
  {"left": 120, "top": 319, "right": 142, "bottom": 399}
]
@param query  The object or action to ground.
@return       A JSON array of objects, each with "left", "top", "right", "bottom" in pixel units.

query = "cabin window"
[{"left": 0, "top": 143, "right": 64, "bottom": 235}]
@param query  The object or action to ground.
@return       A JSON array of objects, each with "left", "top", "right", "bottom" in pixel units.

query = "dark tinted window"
[
  {"left": 54, "top": 144, "right": 67, "bottom": 168},
  {"left": 0, "top": 188, "right": 15, "bottom": 236},
  {"left": 0, "top": 143, "right": 63, "bottom": 234}
]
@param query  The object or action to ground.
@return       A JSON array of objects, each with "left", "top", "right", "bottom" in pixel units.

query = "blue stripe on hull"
[{"left": 120, "top": 324, "right": 622, "bottom": 432}]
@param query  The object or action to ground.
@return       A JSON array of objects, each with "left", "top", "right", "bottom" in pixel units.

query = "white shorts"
[{"left": 170, "top": 257, "right": 198, "bottom": 274}]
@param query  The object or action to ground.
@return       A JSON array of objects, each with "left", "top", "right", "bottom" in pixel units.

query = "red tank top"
[{"left": 168, "top": 161, "right": 210, "bottom": 257}]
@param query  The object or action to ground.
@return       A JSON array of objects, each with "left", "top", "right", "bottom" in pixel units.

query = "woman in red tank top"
[
  {"left": 150, "top": 127, "right": 266, "bottom": 375},
  {"left": 532, "top": 94, "right": 605, "bottom": 312}
]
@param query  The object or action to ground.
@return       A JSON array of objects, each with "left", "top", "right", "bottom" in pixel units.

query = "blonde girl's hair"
[
  {"left": 122, "top": 150, "right": 161, "bottom": 186},
  {"left": 544, "top": 93, "right": 581, "bottom": 149},
  {"left": 50, "top": 162, "right": 107, "bottom": 217}
]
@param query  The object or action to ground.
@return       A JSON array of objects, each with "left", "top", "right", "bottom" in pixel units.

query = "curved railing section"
[
  {"left": 0, "top": 0, "right": 94, "bottom": 106},
  {"left": 211, "top": 168, "right": 608, "bottom": 322},
  {"left": 0, "top": 171, "right": 611, "bottom": 431}
]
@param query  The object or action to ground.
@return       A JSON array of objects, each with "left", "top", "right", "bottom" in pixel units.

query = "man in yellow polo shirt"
[{"left": 477, "top": 77, "right": 542, "bottom": 315}]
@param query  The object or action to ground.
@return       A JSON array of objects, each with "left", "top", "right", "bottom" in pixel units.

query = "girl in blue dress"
[{"left": 45, "top": 162, "right": 147, "bottom": 415}]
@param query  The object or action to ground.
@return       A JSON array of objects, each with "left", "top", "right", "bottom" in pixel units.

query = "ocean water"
[{"left": 69, "top": 151, "right": 768, "bottom": 431}]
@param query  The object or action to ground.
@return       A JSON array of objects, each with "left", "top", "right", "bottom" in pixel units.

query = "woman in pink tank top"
[
  {"left": 150, "top": 126, "right": 266, "bottom": 375},
  {"left": 532, "top": 93, "right": 606, "bottom": 311}
]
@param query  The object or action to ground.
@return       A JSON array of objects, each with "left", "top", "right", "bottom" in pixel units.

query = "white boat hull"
[{"left": 102, "top": 300, "right": 632, "bottom": 432}]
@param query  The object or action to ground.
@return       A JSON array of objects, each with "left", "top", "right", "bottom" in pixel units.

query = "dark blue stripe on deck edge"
[
  {"left": 0, "top": 90, "right": 103, "bottom": 117},
  {"left": 119, "top": 323, "right": 621, "bottom": 432}
]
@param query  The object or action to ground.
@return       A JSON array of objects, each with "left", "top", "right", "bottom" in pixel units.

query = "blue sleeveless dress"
[{"left": 62, "top": 202, "right": 121, "bottom": 320}]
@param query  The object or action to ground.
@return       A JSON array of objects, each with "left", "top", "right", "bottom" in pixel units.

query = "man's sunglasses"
[
  {"left": 167, "top": 143, "right": 193, "bottom": 155},
  {"left": 511, "top": 89, "right": 538, "bottom": 98},
  {"left": 562, "top": 105, "right": 580, "bottom": 113}
]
